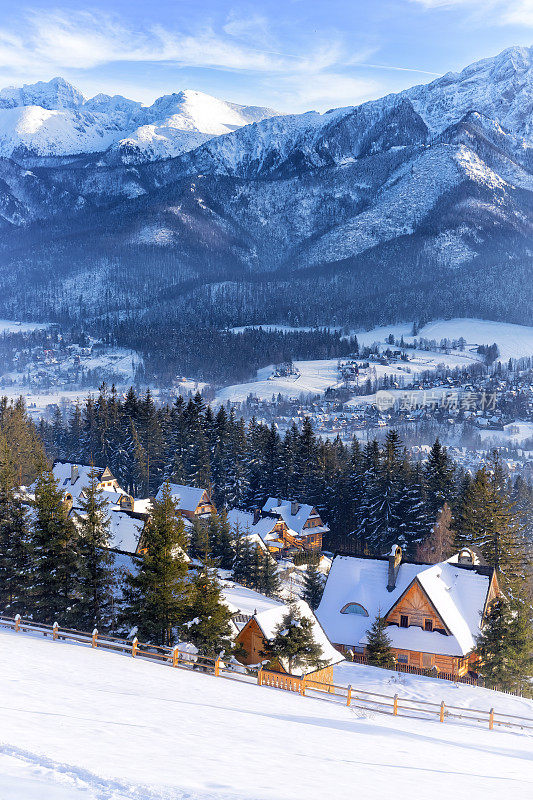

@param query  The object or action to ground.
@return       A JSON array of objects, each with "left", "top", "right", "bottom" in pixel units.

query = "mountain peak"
[{"left": 0, "top": 77, "right": 85, "bottom": 111}]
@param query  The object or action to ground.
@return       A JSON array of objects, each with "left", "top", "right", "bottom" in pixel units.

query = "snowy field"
[
  {"left": 0, "top": 319, "right": 49, "bottom": 334},
  {"left": 0, "top": 629, "right": 532, "bottom": 800},
  {"left": 217, "top": 318, "right": 533, "bottom": 404},
  {"left": 479, "top": 422, "right": 533, "bottom": 446}
]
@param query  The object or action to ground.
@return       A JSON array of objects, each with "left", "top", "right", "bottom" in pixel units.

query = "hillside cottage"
[
  {"left": 155, "top": 483, "right": 216, "bottom": 521},
  {"left": 316, "top": 545, "right": 500, "bottom": 677},
  {"left": 236, "top": 599, "right": 343, "bottom": 683},
  {"left": 261, "top": 498, "right": 329, "bottom": 551}
]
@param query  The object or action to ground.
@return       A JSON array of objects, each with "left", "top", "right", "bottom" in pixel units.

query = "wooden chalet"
[
  {"left": 155, "top": 483, "right": 216, "bottom": 521},
  {"left": 316, "top": 545, "right": 500, "bottom": 677},
  {"left": 52, "top": 462, "right": 135, "bottom": 513},
  {"left": 261, "top": 498, "right": 329, "bottom": 552},
  {"left": 236, "top": 599, "right": 344, "bottom": 683},
  {"left": 226, "top": 508, "right": 289, "bottom": 558}
]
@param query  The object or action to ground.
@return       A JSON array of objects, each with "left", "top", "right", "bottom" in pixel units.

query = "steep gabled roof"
[
  {"left": 317, "top": 554, "right": 494, "bottom": 657},
  {"left": 226, "top": 508, "right": 280, "bottom": 547},
  {"left": 155, "top": 483, "right": 209, "bottom": 513},
  {"left": 251, "top": 599, "right": 343, "bottom": 675},
  {"left": 262, "top": 497, "right": 328, "bottom": 536}
]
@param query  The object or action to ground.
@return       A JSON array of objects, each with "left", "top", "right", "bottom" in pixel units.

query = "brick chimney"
[
  {"left": 387, "top": 544, "right": 402, "bottom": 592},
  {"left": 70, "top": 464, "right": 79, "bottom": 485},
  {"left": 291, "top": 500, "right": 300, "bottom": 516},
  {"left": 253, "top": 508, "right": 261, "bottom": 525}
]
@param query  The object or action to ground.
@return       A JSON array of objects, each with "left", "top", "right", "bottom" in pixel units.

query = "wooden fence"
[{"left": 1, "top": 615, "right": 532, "bottom": 734}]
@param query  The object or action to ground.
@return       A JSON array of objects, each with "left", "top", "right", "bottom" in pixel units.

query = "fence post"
[
  {"left": 172, "top": 646, "right": 179, "bottom": 667},
  {"left": 346, "top": 685, "right": 352, "bottom": 707},
  {"left": 489, "top": 708, "right": 494, "bottom": 731},
  {"left": 214, "top": 657, "right": 221, "bottom": 677},
  {"left": 131, "top": 637, "right": 138, "bottom": 658},
  {"left": 92, "top": 628, "right": 98, "bottom": 648},
  {"left": 393, "top": 694, "right": 398, "bottom": 716},
  {"left": 258, "top": 667, "right": 263, "bottom": 686},
  {"left": 14, "top": 614, "right": 20, "bottom": 632},
  {"left": 440, "top": 701, "right": 445, "bottom": 723},
  {"left": 300, "top": 677, "right": 306, "bottom": 697},
  {"left": 52, "top": 621, "right": 59, "bottom": 640}
]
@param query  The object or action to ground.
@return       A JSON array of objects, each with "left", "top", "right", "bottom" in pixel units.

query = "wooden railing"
[{"left": 2, "top": 614, "right": 532, "bottom": 734}]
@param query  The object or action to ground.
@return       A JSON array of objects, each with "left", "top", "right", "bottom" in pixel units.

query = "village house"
[
  {"left": 52, "top": 462, "right": 149, "bottom": 555},
  {"left": 236, "top": 598, "right": 344, "bottom": 683},
  {"left": 155, "top": 483, "right": 216, "bottom": 521},
  {"left": 261, "top": 498, "right": 329, "bottom": 551},
  {"left": 226, "top": 508, "right": 289, "bottom": 558},
  {"left": 316, "top": 545, "right": 500, "bottom": 677},
  {"left": 52, "top": 462, "right": 135, "bottom": 513}
]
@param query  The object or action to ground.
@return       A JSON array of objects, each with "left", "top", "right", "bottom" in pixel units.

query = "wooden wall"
[{"left": 386, "top": 581, "right": 447, "bottom": 633}]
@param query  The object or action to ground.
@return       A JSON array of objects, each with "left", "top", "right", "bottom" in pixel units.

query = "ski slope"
[{"left": 0, "top": 629, "right": 531, "bottom": 799}]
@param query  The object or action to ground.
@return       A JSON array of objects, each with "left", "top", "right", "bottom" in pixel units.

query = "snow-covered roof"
[
  {"left": 107, "top": 511, "right": 145, "bottom": 554},
  {"left": 252, "top": 599, "right": 343, "bottom": 675},
  {"left": 52, "top": 462, "right": 105, "bottom": 500},
  {"left": 262, "top": 497, "right": 328, "bottom": 536},
  {"left": 226, "top": 508, "right": 279, "bottom": 546},
  {"left": 220, "top": 579, "right": 283, "bottom": 618},
  {"left": 155, "top": 483, "right": 209, "bottom": 513},
  {"left": 316, "top": 555, "right": 493, "bottom": 657}
]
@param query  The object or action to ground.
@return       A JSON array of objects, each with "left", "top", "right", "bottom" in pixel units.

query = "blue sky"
[{"left": 0, "top": 0, "right": 531, "bottom": 111}]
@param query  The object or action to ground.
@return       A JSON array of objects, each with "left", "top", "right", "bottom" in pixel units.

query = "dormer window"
[{"left": 340, "top": 602, "right": 369, "bottom": 616}]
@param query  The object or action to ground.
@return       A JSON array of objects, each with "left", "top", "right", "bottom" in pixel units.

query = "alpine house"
[{"left": 316, "top": 545, "right": 500, "bottom": 677}]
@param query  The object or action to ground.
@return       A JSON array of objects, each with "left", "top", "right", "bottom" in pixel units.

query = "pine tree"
[
  {"left": 475, "top": 598, "right": 532, "bottom": 694},
  {"left": 424, "top": 438, "right": 455, "bottom": 518},
  {"left": 183, "top": 563, "right": 234, "bottom": 657},
  {"left": 211, "top": 510, "right": 235, "bottom": 570},
  {"left": 232, "top": 528, "right": 254, "bottom": 586},
  {"left": 30, "top": 468, "right": 82, "bottom": 625},
  {"left": 365, "top": 612, "right": 394, "bottom": 668},
  {"left": 0, "top": 448, "right": 30, "bottom": 615},
  {"left": 266, "top": 603, "right": 325, "bottom": 674},
  {"left": 123, "top": 482, "right": 188, "bottom": 645},
  {"left": 302, "top": 562, "right": 325, "bottom": 610},
  {"left": 261, "top": 551, "right": 281, "bottom": 598},
  {"left": 75, "top": 467, "right": 115, "bottom": 630}
]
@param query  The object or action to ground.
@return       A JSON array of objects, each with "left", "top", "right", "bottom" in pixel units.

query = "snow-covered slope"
[
  {"left": 1, "top": 628, "right": 531, "bottom": 799},
  {"left": 0, "top": 78, "right": 279, "bottom": 160}
]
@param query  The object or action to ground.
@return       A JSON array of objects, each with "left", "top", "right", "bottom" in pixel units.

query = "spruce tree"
[
  {"left": 365, "top": 612, "right": 394, "bottom": 668},
  {"left": 424, "top": 438, "right": 455, "bottom": 518},
  {"left": 416, "top": 503, "right": 455, "bottom": 564},
  {"left": 0, "top": 450, "right": 30, "bottom": 615},
  {"left": 266, "top": 603, "right": 325, "bottom": 675},
  {"left": 183, "top": 563, "right": 234, "bottom": 657},
  {"left": 30, "top": 469, "right": 82, "bottom": 625},
  {"left": 233, "top": 529, "right": 254, "bottom": 586},
  {"left": 211, "top": 510, "right": 235, "bottom": 570},
  {"left": 123, "top": 482, "right": 189, "bottom": 645},
  {"left": 302, "top": 562, "right": 325, "bottom": 610},
  {"left": 261, "top": 551, "right": 281, "bottom": 598},
  {"left": 75, "top": 468, "right": 115, "bottom": 630},
  {"left": 475, "top": 598, "right": 533, "bottom": 694}
]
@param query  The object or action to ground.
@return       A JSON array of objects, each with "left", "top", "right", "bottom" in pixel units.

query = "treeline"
[
  {"left": 113, "top": 325, "right": 360, "bottom": 385},
  {"left": 35, "top": 387, "right": 532, "bottom": 572}
]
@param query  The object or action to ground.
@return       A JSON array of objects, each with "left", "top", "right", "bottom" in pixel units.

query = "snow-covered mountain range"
[
  {"left": 0, "top": 77, "right": 278, "bottom": 162},
  {"left": 0, "top": 46, "right": 531, "bottom": 332}
]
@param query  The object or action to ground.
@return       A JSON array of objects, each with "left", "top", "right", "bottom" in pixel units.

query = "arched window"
[{"left": 340, "top": 602, "right": 369, "bottom": 616}]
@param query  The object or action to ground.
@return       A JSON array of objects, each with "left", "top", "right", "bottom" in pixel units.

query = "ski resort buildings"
[{"left": 317, "top": 546, "right": 500, "bottom": 677}]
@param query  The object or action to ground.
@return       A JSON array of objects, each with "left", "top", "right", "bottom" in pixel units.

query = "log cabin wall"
[
  {"left": 236, "top": 619, "right": 267, "bottom": 666},
  {"left": 386, "top": 581, "right": 447, "bottom": 633}
]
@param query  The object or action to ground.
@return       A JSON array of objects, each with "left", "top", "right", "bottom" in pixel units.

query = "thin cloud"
[{"left": 409, "top": 0, "right": 533, "bottom": 26}]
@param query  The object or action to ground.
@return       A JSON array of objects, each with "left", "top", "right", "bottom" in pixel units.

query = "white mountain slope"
[
  {"left": 0, "top": 78, "right": 279, "bottom": 160},
  {"left": 0, "top": 629, "right": 531, "bottom": 800}
]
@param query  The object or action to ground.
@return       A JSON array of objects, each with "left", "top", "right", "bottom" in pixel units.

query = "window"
[
  {"left": 422, "top": 653, "right": 433, "bottom": 668},
  {"left": 340, "top": 602, "right": 369, "bottom": 616},
  {"left": 397, "top": 653, "right": 408, "bottom": 664},
  {"left": 400, "top": 615, "right": 409, "bottom": 628},
  {"left": 424, "top": 619, "right": 433, "bottom": 632}
]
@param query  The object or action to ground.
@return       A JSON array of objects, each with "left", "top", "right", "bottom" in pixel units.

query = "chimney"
[
  {"left": 387, "top": 544, "right": 402, "bottom": 592},
  {"left": 291, "top": 500, "right": 300, "bottom": 516},
  {"left": 253, "top": 508, "right": 261, "bottom": 525},
  {"left": 71, "top": 464, "right": 79, "bottom": 485}
]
